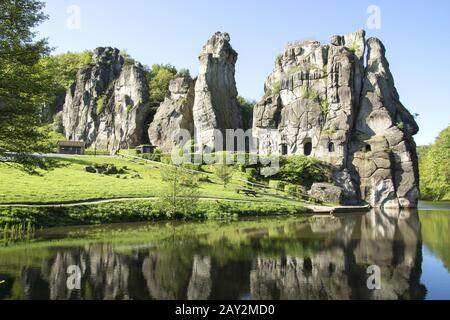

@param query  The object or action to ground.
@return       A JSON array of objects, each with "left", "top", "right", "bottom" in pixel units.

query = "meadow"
[{"left": 0, "top": 155, "right": 304, "bottom": 205}]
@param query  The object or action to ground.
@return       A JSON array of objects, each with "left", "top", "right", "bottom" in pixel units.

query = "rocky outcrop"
[
  {"left": 41, "top": 90, "right": 66, "bottom": 123},
  {"left": 252, "top": 30, "right": 419, "bottom": 208},
  {"left": 193, "top": 32, "right": 243, "bottom": 149},
  {"left": 148, "top": 76, "right": 195, "bottom": 153},
  {"left": 349, "top": 38, "right": 419, "bottom": 209},
  {"left": 309, "top": 183, "right": 343, "bottom": 204},
  {"left": 62, "top": 47, "right": 151, "bottom": 153}
]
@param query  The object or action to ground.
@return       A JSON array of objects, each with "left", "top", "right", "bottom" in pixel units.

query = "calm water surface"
[{"left": 0, "top": 202, "right": 449, "bottom": 300}]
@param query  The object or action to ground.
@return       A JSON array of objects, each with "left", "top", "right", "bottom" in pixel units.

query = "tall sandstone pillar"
[{"left": 192, "top": 32, "right": 243, "bottom": 149}]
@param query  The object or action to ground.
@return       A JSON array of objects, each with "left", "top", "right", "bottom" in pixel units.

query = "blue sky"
[{"left": 37, "top": 0, "right": 450, "bottom": 145}]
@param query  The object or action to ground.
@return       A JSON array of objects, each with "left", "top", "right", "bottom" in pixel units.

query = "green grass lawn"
[{"left": 0, "top": 155, "right": 303, "bottom": 205}]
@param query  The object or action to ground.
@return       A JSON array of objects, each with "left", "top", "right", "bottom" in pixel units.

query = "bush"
[
  {"left": 276, "top": 181, "right": 287, "bottom": 192},
  {"left": 277, "top": 156, "right": 331, "bottom": 188},
  {"left": 96, "top": 96, "right": 105, "bottom": 114},
  {"left": 272, "top": 81, "right": 281, "bottom": 95},
  {"left": 245, "top": 168, "right": 259, "bottom": 182},
  {"left": 52, "top": 112, "right": 64, "bottom": 133},
  {"left": 141, "top": 149, "right": 163, "bottom": 162}
]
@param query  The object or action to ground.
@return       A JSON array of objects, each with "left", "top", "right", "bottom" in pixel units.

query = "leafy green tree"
[
  {"left": 0, "top": 0, "right": 56, "bottom": 173},
  {"left": 147, "top": 64, "right": 178, "bottom": 107},
  {"left": 277, "top": 156, "right": 331, "bottom": 188},
  {"left": 214, "top": 164, "right": 233, "bottom": 188},
  {"left": 39, "top": 51, "right": 92, "bottom": 89},
  {"left": 120, "top": 49, "right": 135, "bottom": 66},
  {"left": 176, "top": 68, "right": 190, "bottom": 78},
  {"left": 419, "top": 125, "right": 450, "bottom": 201},
  {"left": 237, "top": 96, "right": 256, "bottom": 130},
  {"left": 158, "top": 165, "right": 200, "bottom": 219}
]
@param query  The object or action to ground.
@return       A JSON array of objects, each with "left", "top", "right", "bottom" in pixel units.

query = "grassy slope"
[{"left": 0, "top": 155, "right": 302, "bottom": 205}]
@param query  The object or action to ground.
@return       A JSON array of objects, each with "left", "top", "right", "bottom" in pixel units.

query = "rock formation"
[
  {"left": 57, "top": 31, "right": 419, "bottom": 208},
  {"left": 252, "top": 30, "right": 419, "bottom": 208},
  {"left": 350, "top": 38, "right": 419, "bottom": 209},
  {"left": 62, "top": 47, "right": 151, "bottom": 153},
  {"left": 192, "top": 32, "right": 243, "bottom": 149},
  {"left": 148, "top": 76, "right": 195, "bottom": 153}
]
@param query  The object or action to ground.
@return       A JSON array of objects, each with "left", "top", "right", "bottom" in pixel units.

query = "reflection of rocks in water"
[
  {"left": 251, "top": 209, "right": 426, "bottom": 300},
  {"left": 21, "top": 268, "right": 50, "bottom": 300},
  {"left": 9, "top": 209, "right": 427, "bottom": 300},
  {"left": 84, "top": 245, "right": 131, "bottom": 300},
  {"left": 20, "top": 244, "right": 138, "bottom": 300},
  {"left": 352, "top": 209, "right": 426, "bottom": 299},
  {"left": 142, "top": 251, "right": 192, "bottom": 300},
  {"left": 187, "top": 256, "right": 212, "bottom": 300},
  {"left": 250, "top": 251, "right": 351, "bottom": 300}
]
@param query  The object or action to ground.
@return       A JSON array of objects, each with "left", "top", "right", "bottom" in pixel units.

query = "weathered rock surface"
[
  {"left": 308, "top": 183, "right": 343, "bottom": 204},
  {"left": 349, "top": 38, "right": 419, "bottom": 208},
  {"left": 193, "top": 32, "right": 243, "bottom": 148},
  {"left": 252, "top": 30, "right": 419, "bottom": 208},
  {"left": 41, "top": 90, "right": 66, "bottom": 123},
  {"left": 148, "top": 76, "right": 195, "bottom": 153},
  {"left": 62, "top": 47, "right": 151, "bottom": 153}
]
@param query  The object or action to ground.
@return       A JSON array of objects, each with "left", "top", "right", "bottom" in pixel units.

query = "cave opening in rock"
[
  {"left": 328, "top": 141, "right": 335, "bottom": 153},
  {"left": 303, "top": 140, "right": 312, "bottom": 156},
  {"left": 281, "top": 143, "right": 288, "bottom": 156},
  {"left": 365, "top": 144, "right": 372, "bottom": 152}
]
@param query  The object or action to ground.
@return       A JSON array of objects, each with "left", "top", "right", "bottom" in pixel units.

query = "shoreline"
[{"left": 0, "top": 198, "right": 370, "bottom": 229}]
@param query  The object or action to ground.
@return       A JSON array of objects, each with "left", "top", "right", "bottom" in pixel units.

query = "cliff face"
[
  {"left": 252, "top": 30, "right": 419, "bottom": 208},
  {"left": 62, "top": 47, "right": 151, "bottom": 153},
  {"left": 148, "top": 76, "right": 195, "bottom": 153},
  {"left": 58, "top": 32, "right": 418, "bottom": 208},
  {"left": 192, "top": 32, "right": 243, "bottom": 148}
]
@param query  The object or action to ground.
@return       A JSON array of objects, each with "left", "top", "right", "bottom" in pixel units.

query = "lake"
[{"left": 0, "top": 202, "right": 449, "bottom": 300}]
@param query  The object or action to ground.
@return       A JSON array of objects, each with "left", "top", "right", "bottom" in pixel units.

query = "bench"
[{"left": 236, "top": 187, "right": 257, "bottom": 197}]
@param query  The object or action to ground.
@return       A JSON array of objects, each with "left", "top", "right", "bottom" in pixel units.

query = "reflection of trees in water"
[
  {"left": 419, "top": 210, "right": 450, "bottom": 272},
  {"left": 8, "top": 209, "right": 426, "bottom": 300}
]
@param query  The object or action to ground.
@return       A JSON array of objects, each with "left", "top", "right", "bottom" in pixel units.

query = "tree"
[
  {"left": 39, "top": 51, "right": 92, "bottom": 89},
  {"left": 214, "top": 164, "right": 233, "bottom": 188},
  {"left": 277, "top": 156, "right": 331, "bottom": 188},
  {"left": 158, "top": 165, "right": 200, "bottom": 219},
  {"left": 419, "top": 125, "right": 450, "bottom": 201},
  {"left": 237, "top": 96, "right": 256, "bottom": 130},
  {"left": 147, "top": 64, "right": 178, "bottom": 107},
  {"left": 0, "top": 0, "right": 55, "bottom": 173}
]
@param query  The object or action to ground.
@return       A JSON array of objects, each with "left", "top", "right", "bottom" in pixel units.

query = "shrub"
[
  {"left": 272, "top": 81, "right": 282, "bottom": 95},
  {"left": 320, "top": 100, "right": 330, "bottom": 114},
  {"left": 276, "top": 53, "right": 283, "bottom": 64},
  {"left": 277, "top": 156, "right": 331, "bottom": 188},
  {"left": 96, "top": 96, "right": 105, "bottom": 114},
  {"left": 142, "top": 149, "right": 163, "bottom": 162},
  {"left": 276, "top": 181, "right": 287, "bottom": 192},
  {"left": 396, "top": 122, "right": 405, "bottom": 130},
  {"left": 176, "top": 68, "right": 190, "bottom": 78},
  {"left": 52, "top": 112, "right": 64, "bottom": 133},
  {"left": 245, "top": 168, "right": 259, "bottom": 182}
]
